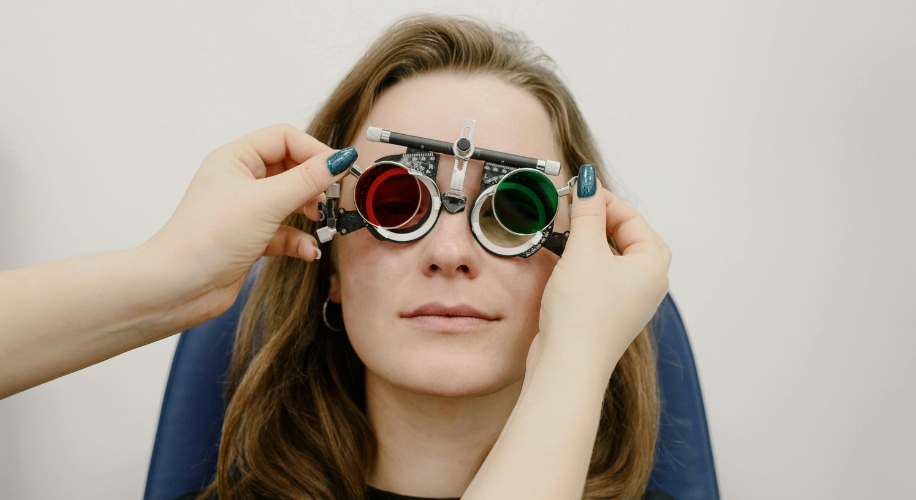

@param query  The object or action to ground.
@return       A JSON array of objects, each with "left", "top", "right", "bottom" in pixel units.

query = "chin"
[{"left": 374, "top": 350, "right": 523, "bottom": 398}]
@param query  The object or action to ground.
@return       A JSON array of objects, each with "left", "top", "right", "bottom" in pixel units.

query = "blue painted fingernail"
[
  {"left": 327, "top": 147, "right": 358, "bottom": 175},
  {"left": 577, "top": 164, "right": 596, "bottom": 198}
]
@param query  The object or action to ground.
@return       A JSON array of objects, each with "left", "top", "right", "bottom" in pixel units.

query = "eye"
[
  {"left": 478, "top": 195, "right": 530, "bottom": 248},
  {"left": 493, "top": 170, "right": 559, "bottom": 234},
  {"left": 355, "top": 163, "right": 423, "bottom": 228}
]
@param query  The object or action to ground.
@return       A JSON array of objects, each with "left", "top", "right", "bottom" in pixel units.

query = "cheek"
[
  {"left": 335, "top": 231, "right": 412, "bottom": 324},
  {"left": 334, "top": 232, "right": 428, "bottom": 376},
  {"left": 498, "top": 253, "right": 558, "bottom": 333}
]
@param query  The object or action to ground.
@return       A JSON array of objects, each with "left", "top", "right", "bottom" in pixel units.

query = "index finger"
[
  {"left": 603, "top": 189, "right": 664, "bottom": 257},
  {"left": 219, "top": 123, "right": 333, "bottom": 179}
]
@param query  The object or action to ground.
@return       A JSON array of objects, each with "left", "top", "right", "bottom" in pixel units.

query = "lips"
[{"left": 402, "top": 302, "right": 499, "bottom": 321}]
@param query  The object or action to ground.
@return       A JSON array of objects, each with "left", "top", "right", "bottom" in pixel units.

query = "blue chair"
[{"left": 144, "top": 267, "right": 720, "bottom": 500}]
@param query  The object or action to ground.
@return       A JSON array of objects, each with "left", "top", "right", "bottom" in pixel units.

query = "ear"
[{"left": 328, "top": 272, "right": 342, "bottom": 304}]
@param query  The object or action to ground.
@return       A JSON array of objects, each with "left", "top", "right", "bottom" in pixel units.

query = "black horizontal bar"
[{"left": 386, "top": 131, "right": 543, "bottom": 170}]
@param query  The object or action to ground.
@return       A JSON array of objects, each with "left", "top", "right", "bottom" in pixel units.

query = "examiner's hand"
[
  {"left": 143, "top": 123, "right": 355, "bottom": 320},
  {"left": 529, "top": 164, "right": 672, "bottom": 378}
]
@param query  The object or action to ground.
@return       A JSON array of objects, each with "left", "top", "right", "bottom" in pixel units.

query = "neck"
[{"left": 365, "top": 369, "right": 523, "bottom": 499}]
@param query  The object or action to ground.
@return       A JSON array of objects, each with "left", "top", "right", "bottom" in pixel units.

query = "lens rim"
[
  {"left": 353, "top": 160, "right": 442, "bottom": 243},
  {"left": 491, "top": 168, "right": 560, "bottom": 236},
  {"left": 470, "top": 184, "right": 546, "bottom": 257}
]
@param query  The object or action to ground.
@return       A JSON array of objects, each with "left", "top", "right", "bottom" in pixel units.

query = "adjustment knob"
[{"left": 456, "top": 137, "right": 471, "bottom": 155}]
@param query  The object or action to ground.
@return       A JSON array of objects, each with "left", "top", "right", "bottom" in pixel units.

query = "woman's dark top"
[
  {"left": 174, "top": 485, "right": 675, "bottom": 499},
  {"left": 365, "top": 485, "right": 676, "bottom": 499}
]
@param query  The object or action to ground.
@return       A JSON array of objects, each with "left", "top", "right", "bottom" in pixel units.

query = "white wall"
[{"left": 1, "top": 1, "right": 913, "bottom": 498}]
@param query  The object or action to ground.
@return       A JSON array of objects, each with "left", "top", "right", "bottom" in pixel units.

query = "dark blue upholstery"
[
  {"left": 144, "top": 268, "right": 719, "bottom": 500},
  {"left": 647, "top": 297, "right": 720, "bottom": 499}
]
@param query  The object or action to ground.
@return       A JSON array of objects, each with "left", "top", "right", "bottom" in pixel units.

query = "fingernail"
[
  {"left": 314, "top": 247, "right": 322, "bottom": 260},
  {"left": 327, "top": 147, "right": 358, "bottom": 175},
  {"left": 577, "top": 164, "right": 596, "bottom": 198}
]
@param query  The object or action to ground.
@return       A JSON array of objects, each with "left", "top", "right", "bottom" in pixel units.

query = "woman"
[
  {"left": 191, "top": 14, "right": 671, "bottom": 500},
  {"left": 0, "top": 13, "right": 671, "bottom": 500}
]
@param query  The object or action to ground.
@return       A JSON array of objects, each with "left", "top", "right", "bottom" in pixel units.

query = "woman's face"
[{"left": 331, "top": 72, "right": 570, "bottom": 397}]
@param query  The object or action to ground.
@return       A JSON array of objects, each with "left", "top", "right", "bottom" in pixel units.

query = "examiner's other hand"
[
  {"left": 144, "top": 123, "right": 355, "bottom": 320},
  {"left": 530, "top": 164, "right": 672, "bottom": 378}
]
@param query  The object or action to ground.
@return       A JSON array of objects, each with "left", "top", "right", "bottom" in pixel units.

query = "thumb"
[
  {"left": 567, "top": 164, "right": 606, "bottom": 246},
  {"left": 255, "top": 146, "right": 358, "bottom": 221}
]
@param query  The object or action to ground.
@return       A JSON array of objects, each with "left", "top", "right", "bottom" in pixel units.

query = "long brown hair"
[{"left": 201, "top": 13, "right": 659, "bottom": 500}]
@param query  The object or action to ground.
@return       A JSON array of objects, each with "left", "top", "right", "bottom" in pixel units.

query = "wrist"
[
  {"left": 535, "top": 327, "right": 628, "bottom": 383},
  {"left": 465, "top": 329, "right": 616, "bottom": 500},
  {"left": 128, "top": 242, "right": 216, "bottom": 334}
]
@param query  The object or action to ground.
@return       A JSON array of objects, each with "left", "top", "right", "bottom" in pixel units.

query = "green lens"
[{"left": 493, "top": 170, "right": 559, "bottom": 234}]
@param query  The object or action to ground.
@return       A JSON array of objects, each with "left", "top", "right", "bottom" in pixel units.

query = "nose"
[{"left": 418, "top": 210, "right": 482, "bottom": 279}]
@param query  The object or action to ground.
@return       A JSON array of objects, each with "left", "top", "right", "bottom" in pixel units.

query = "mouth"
[{"left": 401, "top": 302, "right": 500, "bottom": 332}]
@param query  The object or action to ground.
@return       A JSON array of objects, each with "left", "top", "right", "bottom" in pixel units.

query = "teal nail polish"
[
  {"left": 327, "top": 147, "right": 358, "bottom": 175},
  {"left": 578, "top": 164, "right": 596, "bottom": 198}
]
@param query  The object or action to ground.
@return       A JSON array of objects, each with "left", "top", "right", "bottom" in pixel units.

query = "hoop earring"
[{"left": 322, "top": 297, "right": 345, "bottom": 332}]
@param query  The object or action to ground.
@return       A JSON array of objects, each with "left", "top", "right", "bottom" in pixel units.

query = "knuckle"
[
  {"left": 287, "top": 231, "right": 302, "bottom": 253},
  {"left": 603, "top": 189, "right": 619, "bottom": 204},
  {"left": 575, "top": 209, "right": 605, "bottom": 222},
  {"left": 279, "top": 122, "right": 299, "bottom": 135},
  {"left": 574, "top": 203, "right": 606, "bottom": 220},
  {"left": 202, "top": 146, "right": 227, "bottom": 165},
  {"left": 235, "top": 145, "right": 258, "bottom": 166},
  {"left": 268, "top": 123, "right": 290, "bottom": 134}
]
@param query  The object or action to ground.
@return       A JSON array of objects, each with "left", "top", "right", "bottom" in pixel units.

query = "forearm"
[
  {"left": 462, "top": 340, "right": 624, "bottom": 500},
  {"left": 0, "top": 245, "right": 207, "bottom": 398}
]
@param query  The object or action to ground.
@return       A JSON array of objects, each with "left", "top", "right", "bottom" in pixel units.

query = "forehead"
[{"left": 354, "top": 72, "right": 561, "bottom": 165}]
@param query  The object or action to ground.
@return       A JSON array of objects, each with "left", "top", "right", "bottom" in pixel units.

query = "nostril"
[{"left": 427, "top": 263, "right": 471, "bottom": 274}]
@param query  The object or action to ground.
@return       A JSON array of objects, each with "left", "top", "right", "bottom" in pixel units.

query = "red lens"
[{"left": 355, "top": 163, "right": 422, "bottom": 228}]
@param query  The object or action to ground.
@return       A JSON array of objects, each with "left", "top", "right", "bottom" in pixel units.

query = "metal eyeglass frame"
[{"left": 315, "top": 119, "right": 576, "bottom": 258}]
